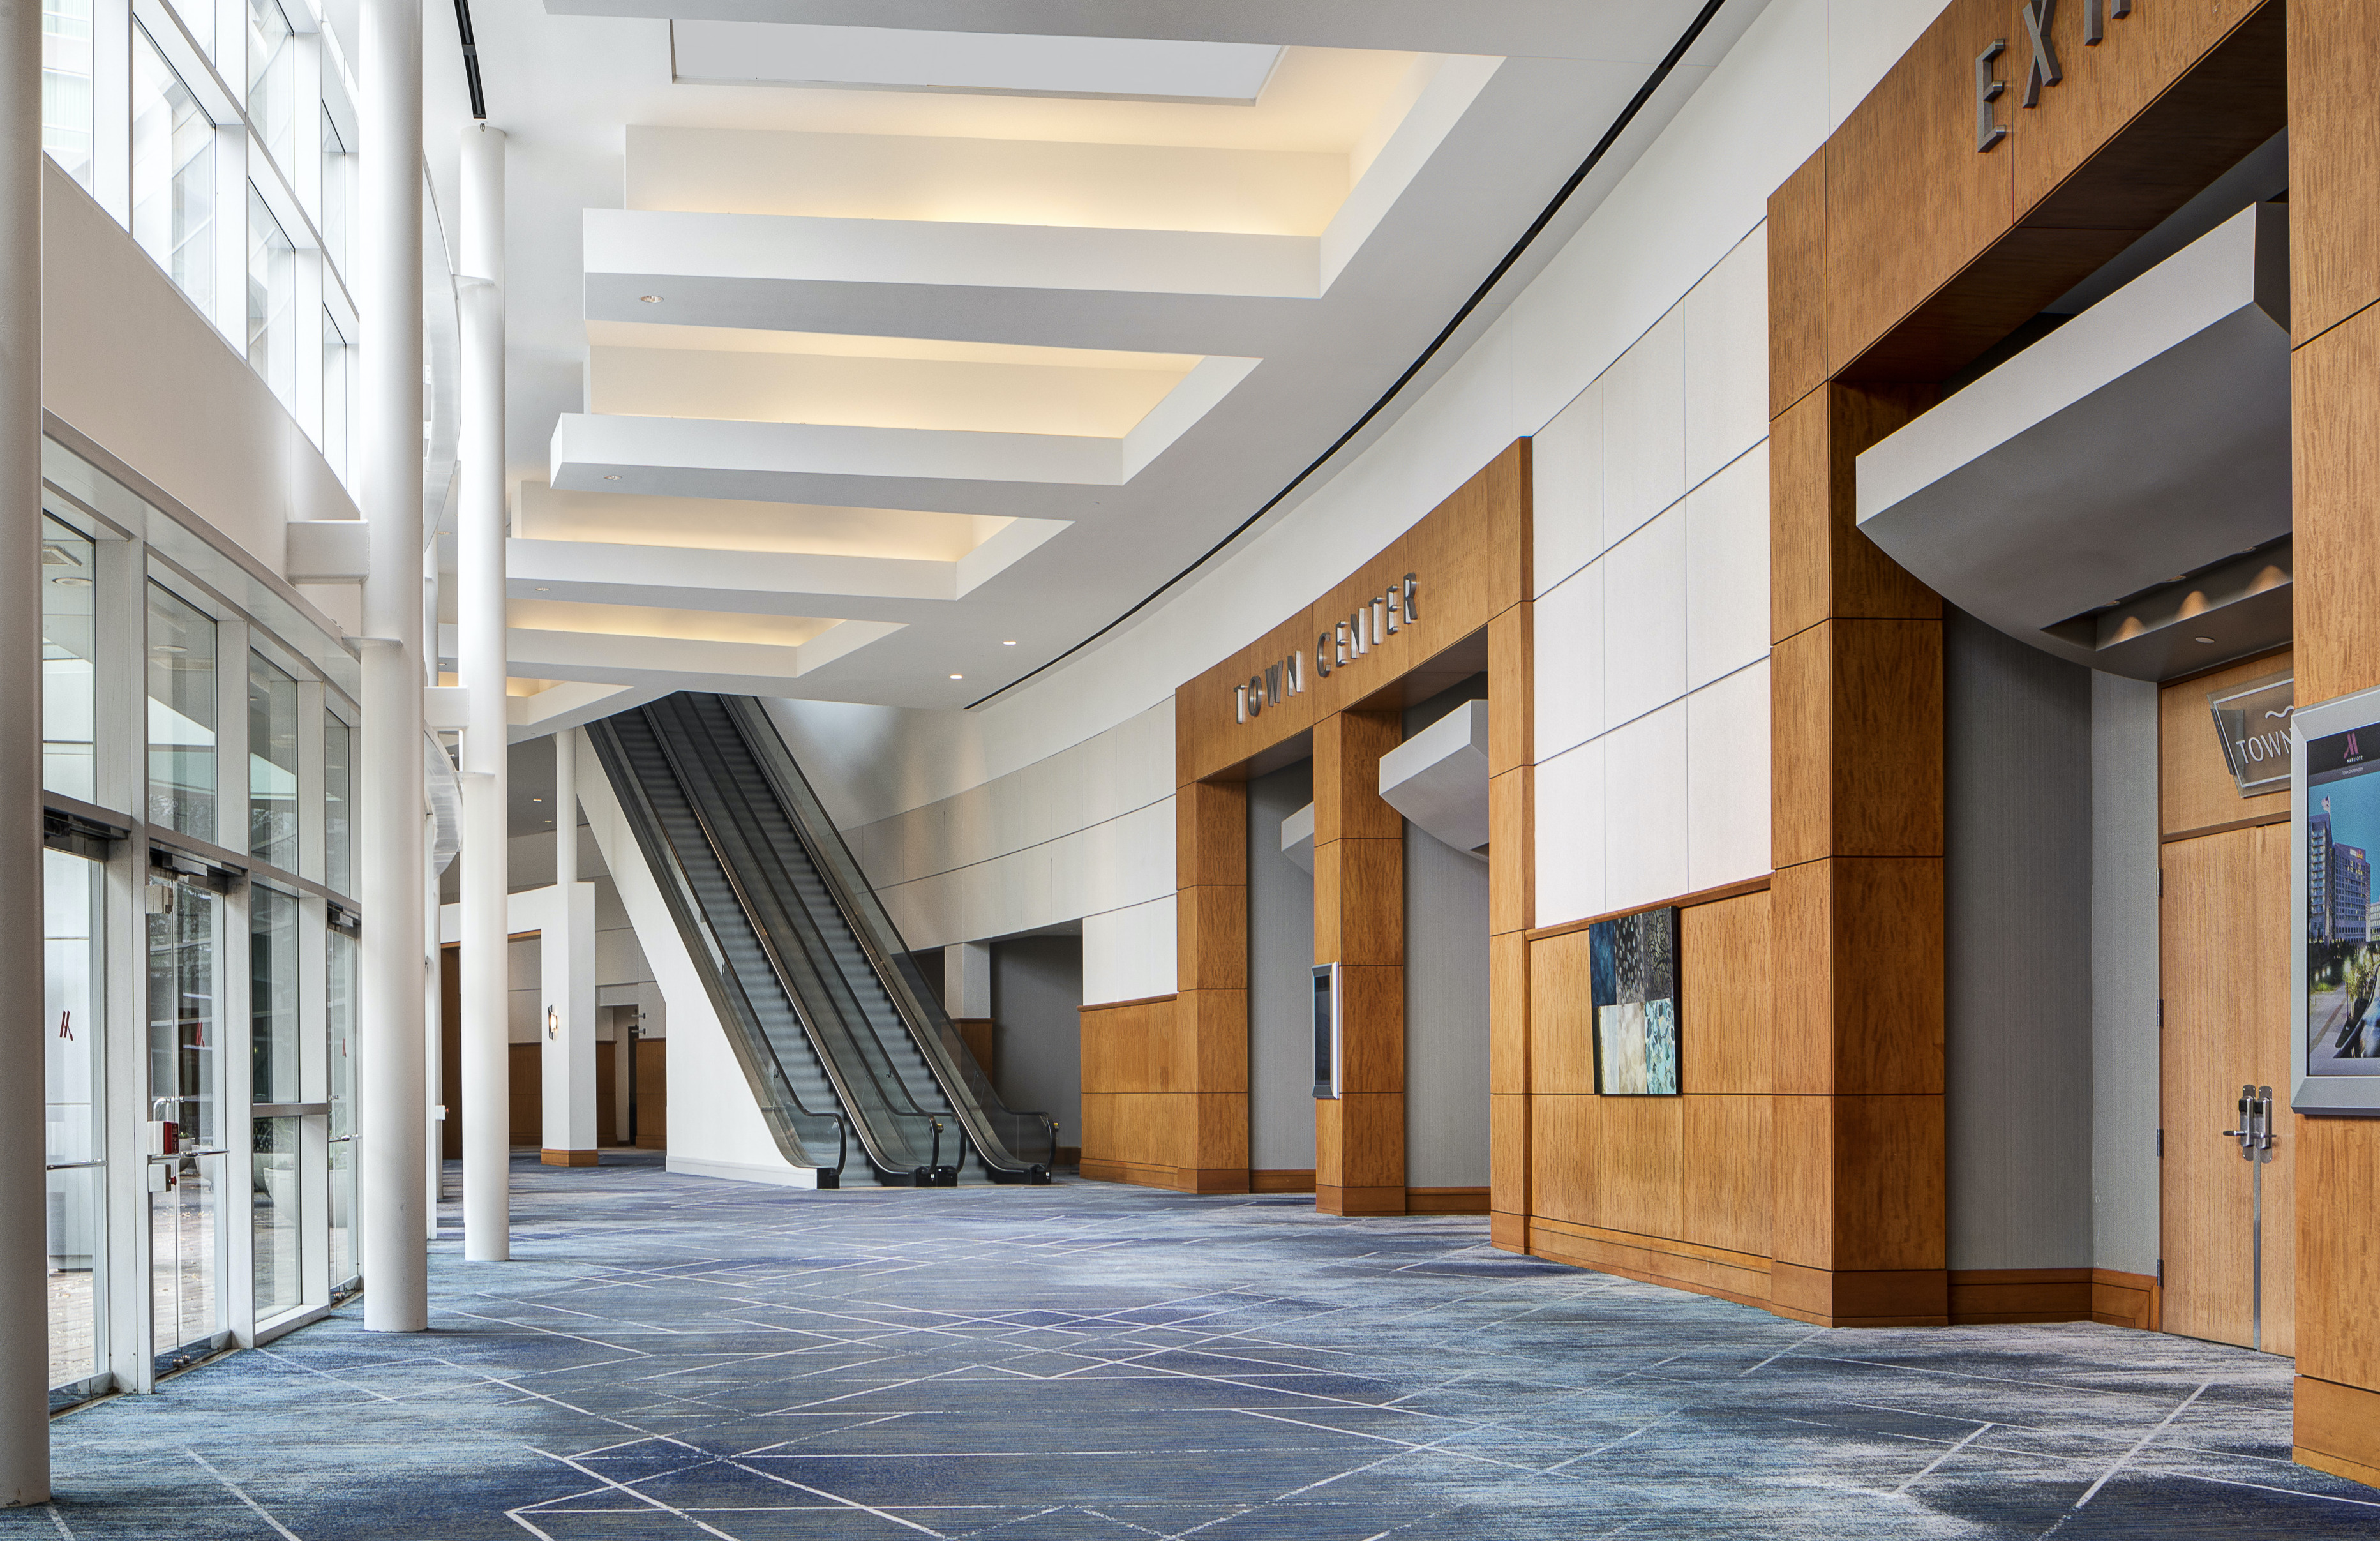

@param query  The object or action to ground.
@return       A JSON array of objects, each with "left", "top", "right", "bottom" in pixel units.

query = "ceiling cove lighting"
[{"left": 668, "top": 22, "right": 1284, "bottom": 106}]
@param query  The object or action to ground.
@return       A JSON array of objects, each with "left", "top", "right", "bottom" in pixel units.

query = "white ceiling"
[{"left": 444, "top": 0, "right": 1758, "bottom": 735}]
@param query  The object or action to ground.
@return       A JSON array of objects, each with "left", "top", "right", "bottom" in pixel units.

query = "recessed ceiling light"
[
  {"left": 639, "top": 295, "right": 662, "bottom": 303},
  {"left": 52, "top": 575, "right": 91, "bottom": 587},
  {"left": 949, "top": 673, "right": 964, "bottom": 680},
  {"left": 2194, "top": 636, "right": 2217, "bottom": 644},
  {"left": 532, "top": 797, "right": 544, "bottom": 802},
  {"left": 602, "top": 474, "right": 621, "bottom": 481},
  {"left": 1002, "top": 639, "right": 1016, "bottom": 646}
]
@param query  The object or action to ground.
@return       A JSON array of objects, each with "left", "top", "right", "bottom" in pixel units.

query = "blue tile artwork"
[
  {"left": 13, "top": 1155, "right": 2377, "bottom": 1539},
  {"left": 1590, "top": 905, "right": 1679, "bottom": 1094}
]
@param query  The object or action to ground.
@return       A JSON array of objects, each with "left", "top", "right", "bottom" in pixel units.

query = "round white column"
[
  {"left": 0, "top": 0, "right": 53, "bottom": 1500},
  {"left": 357, "top": 0, "right": 429, "bottom": 1332},
  {"left": 458, "top": 125, "right": 509, "bottom": 1259}
]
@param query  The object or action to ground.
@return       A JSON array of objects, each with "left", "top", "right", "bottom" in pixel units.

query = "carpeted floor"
[{"left": 15, "top": 1154, "right": 2379, "bottom": 1538}]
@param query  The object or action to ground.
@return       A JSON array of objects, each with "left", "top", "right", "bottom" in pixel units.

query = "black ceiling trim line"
[{"left": 968, "top": 0, "right": 1733, "bottom": 712}]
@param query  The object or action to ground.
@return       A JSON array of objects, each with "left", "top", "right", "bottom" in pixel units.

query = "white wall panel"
[
  {"left": 1602, "top": 702, "right": 1690, "bottom": 913},
  {"left": 1684, "top": 659, "right": 1772, "bottom": 891},
  {"left": 1601, "top": 506, "right": 1688, "bottom": 730},
  {"left": 1683, "top": 443, "right": 1771, "bottom": 691},
  {"left": 1084, "top": 896, "right": 1177, "bottom": 1005},
  {"left": 1599, "top": 308, "right": 1688, "bottom": 545},
  {"left": 1532, "top": 562, "right": 1605, "bottom": 761},
  {"left": 1532, "top": 380, "right": 1603, "bottom": 598},
  {"left": 1684, "top": 226, "right": 1771, "bottom": 492},
  {"left": 1534, "top": 740, "right": 1606, "bottom": 928}
]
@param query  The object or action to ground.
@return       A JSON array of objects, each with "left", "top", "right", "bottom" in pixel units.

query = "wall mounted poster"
[
  {"left": 2298, "top": 709, "right": 2380, "bottom": 1111},
  {"left": 1590, "top": 906, "right": 1679, "bottom": 1095}
]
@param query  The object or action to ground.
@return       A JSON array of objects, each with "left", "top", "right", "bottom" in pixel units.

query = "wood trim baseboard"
[
  {"left": 2090, "top": 1267, "right": 2160, "bottom": 1331},
  {"left": 2296, "top": 1377, "right": 2380, "bottom": 1489},
  {"left": 540, "top": 1148, "right": 599, "bottom": 1167},
  {"left": 1524, "top": 875, "right": 1774, "bottom": 942},
  {"left": 1949, "top": 1267, "right": 2090, "bottom": 1325},
  {"left": 1405, "top": 1186, "right": 1490, "bottom": 1214},
  {"left": 1250, "top": 1169, "right": 1315, "bottom": 1193},
  {"left": 1078, "top": 1159, "right": 1249, "bottom": 1194}
]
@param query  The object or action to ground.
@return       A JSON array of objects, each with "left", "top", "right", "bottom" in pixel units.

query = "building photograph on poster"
[{"left": 2304, "top": 721, "right": 2380, "bottom": 1079}]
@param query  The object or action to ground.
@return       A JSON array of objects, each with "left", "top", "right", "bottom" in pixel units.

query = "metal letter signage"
[
  {"left": 2208, "top": 669, "right": 2294, "bottom": 798},
  {"left": 1976, "top": 40, "right": 2007, "bottom": 151},
  {"left": 1236, "top": 575, "right": 1422, "bottom": 725},
  {"left": 2020, "top": 0, "right": 2060, "bottom": 106}
]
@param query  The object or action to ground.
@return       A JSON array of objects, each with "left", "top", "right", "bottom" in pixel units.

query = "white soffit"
[
  {"left": 1856, "top": 203, "right": 2291, "bottom": 680},
  {"left": 670, "top": 22, "right": 1284, "bottom": 104},
  {"left": 1280, "top": 802, "right": 1315, "bottom": 874},
  {"left": 1377, "top": 700, "right": 1489, "bottom": 859}
]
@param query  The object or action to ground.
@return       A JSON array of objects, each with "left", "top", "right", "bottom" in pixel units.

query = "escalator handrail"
[
  {"left": 631, "top": 703, "right": 938, "bottom": 1176},
  {"left": 722, "top": 696, "right": 1057, "bottom": 1173},
  {"left": 582, "top": 718, "right": 842, "bottom": 1169}
]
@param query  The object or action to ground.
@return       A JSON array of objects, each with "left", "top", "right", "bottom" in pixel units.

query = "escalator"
[{"left": 587, "top": 693, "right": 1056, "bottom": 1187}]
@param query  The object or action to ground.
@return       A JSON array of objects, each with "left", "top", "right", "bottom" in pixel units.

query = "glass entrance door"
[
  {"left": 45, "top": 848, "right": 107, "bottom": 1402},
  {"left": 147, "top": 873, "right": 230, "bottom": 1370}
]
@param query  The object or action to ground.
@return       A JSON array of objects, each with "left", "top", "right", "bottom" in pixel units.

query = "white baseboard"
[{"left": 665, "top": 1154, "right": 828, "bottom": 1190}]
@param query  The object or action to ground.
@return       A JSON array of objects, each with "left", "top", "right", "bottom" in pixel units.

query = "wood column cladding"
[
  {"left": 2289, "top": 0, "right": 2380, "bottom": 1487},
  {"left": 1313, "top": 709, "right": 1405, "bottom": 1216}
]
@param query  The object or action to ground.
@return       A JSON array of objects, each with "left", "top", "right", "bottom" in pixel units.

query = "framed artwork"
[{"left": 1590, "top": 906, "right": 1679, "bottom": 1095}]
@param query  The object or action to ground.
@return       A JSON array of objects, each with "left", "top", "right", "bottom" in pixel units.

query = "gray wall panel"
[
  {"left": 991, "top": 935, "right": 1084, "bottom": 1147},
  {"left": 1405, "top": 678, "right": 1492, "bottom": 1190},
  {"left": 1945, "top": 610, "right": 2095, "bottom": 1270},
  {"left": 2091, "top": 671, "right": 2162, "bottom": 1275},
  {"left": 1248, "top": 760, "right": 1317, "bottom": 1172}
]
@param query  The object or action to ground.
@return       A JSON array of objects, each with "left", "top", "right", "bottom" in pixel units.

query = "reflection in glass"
[
  {"left": 131, "top": 28, "right": 215, "bottom": 325},
  {"left": 40, "top": 515, "right": 96, "bottom": 801},
  {"left": 244, "top": 0, "right": 294, "bottom": 172},
  {"left": 246, "top": 187, "right": 296, "bottom": 408},
  {"left": 46, "top": 850, "right": 104, "bottom": 1394},
  {"left": 151, "top": 1154, "right": 222, "bottom": 1362},
  {"left": 251, "top": 1117, "right": 300, "bottom": 1320},
  {"left": 41, "top": 0, "right": 93, "bottom": 188},
  {"left": 324, "top": 716, "right": 352, "bottom": 895},
  {"left": 327, "top": 924, "right": 356, "bottom": 1286},
  {"left": 147, "top": 878, "right": 218, "bottom": 1155},
  {"left": 147, "top": 584, "right": 218, "bottom": 842},
  {"left": 248, "top": 654, "right": 298, "bottom": 868},
  {"left": 250, "top": 885, "right": 298, "bottom": 1104}
]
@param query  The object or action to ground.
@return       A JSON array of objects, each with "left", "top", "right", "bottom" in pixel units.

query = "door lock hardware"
[{"left": 2219, "top": 1083, "right": 2279, "bottom": 1351}]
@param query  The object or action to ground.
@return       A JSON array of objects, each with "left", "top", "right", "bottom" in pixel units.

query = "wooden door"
[
  {"left": 633, "top": 1038, "right": 667, "bottom": 1148},
  {"left": 2160, "top": 823, "right": 2294, "bottom": 1353}
]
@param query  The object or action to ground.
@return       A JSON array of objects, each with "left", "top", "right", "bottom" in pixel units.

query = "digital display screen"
[
  {"left": 1312, "top": 963, "right": 1337, "bottom": 1099},
  {"left": 2305, "top": 720, "right": 2380, "bottom": 1078}
]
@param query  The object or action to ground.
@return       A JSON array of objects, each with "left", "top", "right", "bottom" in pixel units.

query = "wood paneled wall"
[
  {"left": 1077, "top": 994, "right": 1200, "bottom": 1189},
  {"left": 1313, "top": 709, "right": 1403, "bottom": 1215},
  {"left": 2289, "top": 0, "right": 2380, "bottom": 1488}
]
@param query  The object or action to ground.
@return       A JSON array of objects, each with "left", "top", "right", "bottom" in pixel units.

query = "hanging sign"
[{"left": 2208, "top": 670, "right": 2295, "bottom": 798}]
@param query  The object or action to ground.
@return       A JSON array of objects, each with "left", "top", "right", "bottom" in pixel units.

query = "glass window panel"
[
  {"left": 251, "top": 1116, "right": 300, "bottom": 1319},
  {"left": 250, "top": 885, "right": 298, "bottom": 1104},
  {"left": 40, "top": 515, "right": 97, "bottom": 802},
  {"left": 318, "top": 105, "right": 350, "bottom": 283},
  {"left": 247, "top": 653, "right": 297, "bottom": 868},
  {"left": 244, "top": 0, "right": 294, "bottom": 173},
  {"left": 246, "top": 186, "right": 296, "bottom": 409},
  {"left": 327, "top": 921, "right": 356, "bottom": 1289},
  {"left": 47, "top": 1165, "right": 101, "bottom": 1392},
  {"left": 147, "top": 583, "right": 218, "bottom": 843},
  {"left": 323, "top": 715, "right": 352, "bottom": 895},
  {"left": 151, "top": 1153, "right": 223, "bottom": 1364},
  {"left": 320, "top": 309, "right": 350, "bottom": 481},
  {"left": 327, "top": 1134, "right": 352, "bottom": 1288},
  {"left": 44, "top": 848, "right": 103, "bottom": 1167},
  {"left": 147, "top": 878, "right": 225, "bottom": 1362},
  {"left": 41, "top": 0, "right": 93, "bottom": 189},
  {"left": 131, "top": 29, "right": 216, "bottom": 326}
]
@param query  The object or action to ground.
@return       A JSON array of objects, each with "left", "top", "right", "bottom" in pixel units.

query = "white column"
[
  {"left": 0, "top": 0, "right": 52, "bottom": 1500},
  {"left": 947, "top": 942, "right": 992, "bottom": 1019},
  {"left": 541, "top": 733, "right": 597, "bottom": 1158},
  {"left": 357, "top": 0, "right": 428, "bottom": 1332},
  {"left": 458, "top": 124, "right": 509, "bottom": 1256}
]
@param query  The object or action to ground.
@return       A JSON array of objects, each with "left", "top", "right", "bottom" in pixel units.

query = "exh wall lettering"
[
  {"left": 1977, "top": 0, "right": 2134, "bottom": 152},
  {"left": 1235, "top": 573, "right": 1421, "bottom": 725}
]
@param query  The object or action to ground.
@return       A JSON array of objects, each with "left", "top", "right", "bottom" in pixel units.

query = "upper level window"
[
  {"left": 323, "top": 714, "right": 352, "bottom": 896},
  {"left": 41, "top": 514, "right": 97, "bottom": 803},
  {"left": 247, "top": 652, "right": 298, "bottom": 869},
  {"left": 146, "top": 583, "right": 219, "bottom": 843},
  {"left": 320, "top": 309, "right": 352, "bottom": 482},
  {"left": 246, "top": 186, "right": 295, "bottom": 407},
  {"left": 41, "top": 0, "right": 93, "bottom": 190},
  {"left": 245, "top": 0, "right": 295, "bottom": 176},
  {"left": 132, "top": 29, "right": 216, "bottom": 326},
  {"left": 318, "top": 103, "right": 351, "bottom": 285}
]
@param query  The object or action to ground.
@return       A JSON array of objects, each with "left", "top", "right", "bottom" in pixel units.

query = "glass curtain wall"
[
  {"left": 41, "top": 0, "right": 93, "bottom": 190},
  {"left": 45, "top": 849, "right": 106, "bottom": 1399},
  {"left": 243, "top": 0, "right": 295, "bottom": 172},
  {"left": 248, "top": 654, "right": 297, "bottom": 866},
  {"left": 250, "top": 885, "right": 301, "bottom": 1320},
  {"left": 147, "top": 583, "right": 218, "bottom": 841},
  {"left": 147, "top": 871, "right": 228, "bottom": 1369},
  {"left": 41, "top": 514, "right": 98, "bottom": 802},
  {"left": 130, "top": 29, "right": 216, "bottom": 326},
  {"left": 326, "top": 918, "right": 356, "bottom": 1289},
  {"left": 245, "top": 188, "right": 296, "bottom": 410}
]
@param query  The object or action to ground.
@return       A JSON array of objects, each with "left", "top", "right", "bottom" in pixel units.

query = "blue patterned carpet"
[{"left": 17, "top": 1155, "right": 2379, "bottom": 1538}]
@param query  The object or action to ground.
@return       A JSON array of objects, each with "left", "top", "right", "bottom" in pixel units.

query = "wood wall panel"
[
  {"left": 2159, "top": 649, "right": 2290, "bottom": 839},
  {"left": 1680, "top": 1095, "right": 1771, "bottom": 1259},
  {"left": 2297, "top": 1118, "right": 2380, "bottom": 1395},
  {"left": 1770, "top": 619, "right": 1945, "bottom": 868},
  {"left": 1488, "top": 768, "right": 1532, "bottom": 936},
  {"left": 1679, "top": 892, "right": 1770, "bottom": 1095},
  {"left": 1821, "top": 0, "right": 2012, "bottom": 377},
  {"left": 1527, "top": 930, "right": 1596, "bottom": 1096},
  {"left": 1529, "top": 1095, "right": 1601, "bottom": 1229},
  {"left": 1176, "top": 885, "right": 1248, "bottom": 993},
  {"left": 1176, "top": 779, "right": 1247, "bottom": 889},
  {"left": 1594, "top": 1097, "right": 1684, "bottom": 1242},
  {"left": 1769, "top": 149, "right": 1827, "bottom": 417},
  {"left": 2294, "top": 310, "right": 2380, "bottom": 705},
  {"left": 2296, "top": 1376, "right": 2380, "bottom": 1490},
  {"left": 1488, "top": 603, "right": 1533, "bottom": 776},
  {"left": 1770, "top": 857, "right": 1945, "bottom": 1096},
  {"left": 2290, "top": 0, "right": 2380, "bottom": 345},
  {"left": 1313, "top": 837, "right": 1402, "bottom": 967},
  {"left": 1769, "top": 385, "right": 1938, "bottom": 646}
]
